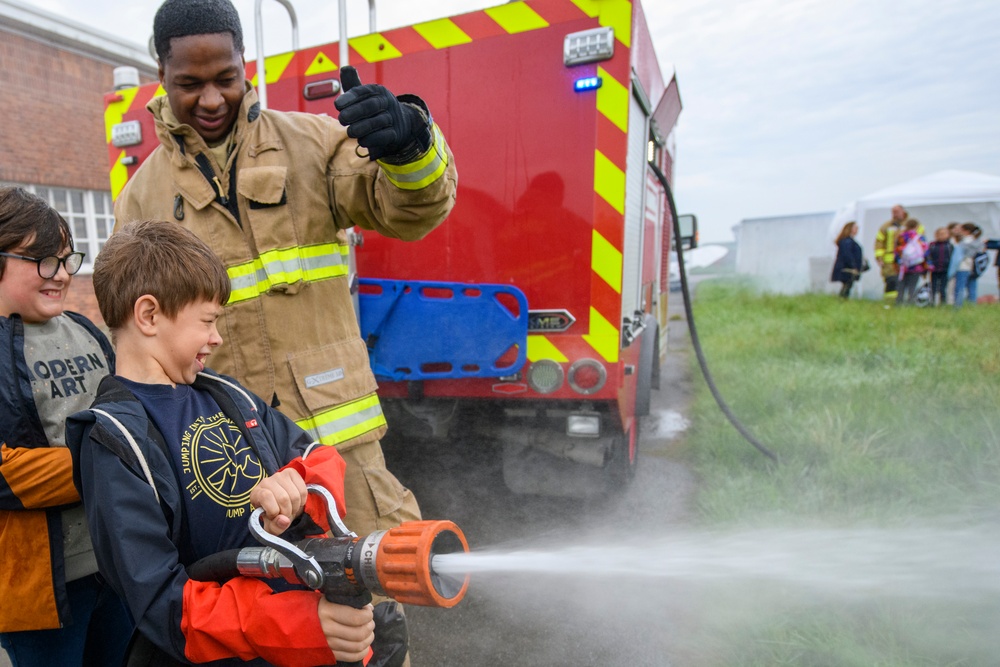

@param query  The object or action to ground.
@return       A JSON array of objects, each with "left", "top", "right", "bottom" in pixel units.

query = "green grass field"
[{"left": 676, "top": 280, "right": 1000, "bottom": 666}]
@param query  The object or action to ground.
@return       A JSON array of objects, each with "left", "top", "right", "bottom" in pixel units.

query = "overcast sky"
[{"left": 24, "top": 0, "right": 1000, "bottom": 241}]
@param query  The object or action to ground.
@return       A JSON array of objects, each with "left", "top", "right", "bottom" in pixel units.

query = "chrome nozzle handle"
[
  {"left": 244, "top": 484, "right": 356, "bottom": 590},
  {"left": 247, "top": 507, "right": 325, "bottom": 589},
  {"left": 306, "top": 484, "right": 357, "bottom": 539}
]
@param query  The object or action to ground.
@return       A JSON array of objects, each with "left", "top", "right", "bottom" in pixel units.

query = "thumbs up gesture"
[{"left": 335, "top": 66, "right": 431, "bottom": 163}]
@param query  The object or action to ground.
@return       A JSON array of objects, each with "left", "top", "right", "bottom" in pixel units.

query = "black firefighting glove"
[{"left": 335, "top": 66, "right": 433, "bottom": 164}]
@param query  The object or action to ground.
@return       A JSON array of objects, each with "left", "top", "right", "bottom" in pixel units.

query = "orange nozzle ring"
[{"left": 373, "top": 520, "right": 469, "bottom": 608}]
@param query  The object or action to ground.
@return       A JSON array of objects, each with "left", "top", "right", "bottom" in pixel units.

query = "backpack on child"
[
  {"left": 970, "top": 250, "right": 990, "bottom": 279},
  {"left": 900, "top": 236, "right": 924, "bottom": 268}
]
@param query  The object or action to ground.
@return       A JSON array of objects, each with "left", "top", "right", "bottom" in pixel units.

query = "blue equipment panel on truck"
[{"left": 358, "top": 279, "right": 529, "bottom": 382}]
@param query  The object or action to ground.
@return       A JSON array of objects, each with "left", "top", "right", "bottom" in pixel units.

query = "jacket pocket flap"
[
  {"left": 362, "top": 464, "right": 404, "bottom": 517},
  {"left": 287, "top": 339, "right": 377, "bottom": 414},
  {"left": 237, "top": 166, "right": 287, "bottom": 205}
]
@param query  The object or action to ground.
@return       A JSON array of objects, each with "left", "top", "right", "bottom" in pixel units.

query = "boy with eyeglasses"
[{"left": 0, "top": 186, "right": 133, "bottom": 666}]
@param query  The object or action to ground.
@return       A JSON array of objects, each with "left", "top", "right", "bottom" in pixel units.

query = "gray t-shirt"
[{"left": 23, "top": 315, "right": 110, "bottom": 581}]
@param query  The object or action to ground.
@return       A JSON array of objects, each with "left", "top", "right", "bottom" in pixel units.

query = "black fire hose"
[
  {"left": 186, "top": 549, "right": 242, "bottom": 582},
  {"left": 648, "top": 162, "right": 778, "bottom": 463}
]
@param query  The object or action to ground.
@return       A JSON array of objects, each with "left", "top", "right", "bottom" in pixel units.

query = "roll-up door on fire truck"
[{"left": 621, "top": 80, "right": 651, "bottom": 322}]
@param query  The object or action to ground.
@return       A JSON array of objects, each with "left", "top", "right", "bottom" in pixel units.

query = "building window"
[{"left": 13, "top": 185, "right": 113, "bottom": 273}]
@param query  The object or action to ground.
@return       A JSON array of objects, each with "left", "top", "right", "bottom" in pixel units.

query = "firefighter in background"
[
  {"left": 874, "top": 204, "right": 909, "bottom": 301},
  {"left": 113, "top": 0, "right": 455, "bottom": 559}
]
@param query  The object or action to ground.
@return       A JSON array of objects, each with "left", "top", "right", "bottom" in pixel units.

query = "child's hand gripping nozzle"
[
  {"left": 186, "top": 485, "right": 469, "bottom": 667},
  {"left": 239, "top": 485, "right": 469, "bottom": 608}
]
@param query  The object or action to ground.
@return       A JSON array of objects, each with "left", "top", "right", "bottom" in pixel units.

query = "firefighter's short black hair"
[{"left": 153, "top": 0, "right": 244, "bottom": 62}]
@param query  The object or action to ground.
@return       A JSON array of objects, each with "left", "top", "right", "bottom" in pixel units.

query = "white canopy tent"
[
  {"left": 830, "top": 170, "right": 1000, "bottom": 299},
  {"left": 735, "top": 212, "right": 836, "bottom": 294}
]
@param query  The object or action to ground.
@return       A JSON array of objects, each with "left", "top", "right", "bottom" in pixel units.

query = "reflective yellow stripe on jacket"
[
  {"left": 295, "top": 393, "right": 386, "bottom": 446},
  {"left": 227, "top": 242, "right": 349, "bottom": 304},
  {"left": 377, "top": 124, "right": 449, "bottom": 191},
  {"left": 876, "top": 227, "right": 898, "bottom": 264}
]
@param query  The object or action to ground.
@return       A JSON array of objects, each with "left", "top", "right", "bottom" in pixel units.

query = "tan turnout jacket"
[{"left": 114, "top": 86, "right": 456, "bottom": 532}]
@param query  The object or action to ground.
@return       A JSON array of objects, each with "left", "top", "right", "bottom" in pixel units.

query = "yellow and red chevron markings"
[
  {"left": 240, "top": 0, "right": 632, "bottom": 83},
  {"left": 104, "top": 81, "right": 166, "bottom": 200},
  {"left": 105, "top": 0, "right": 637, "bottom": 367}
]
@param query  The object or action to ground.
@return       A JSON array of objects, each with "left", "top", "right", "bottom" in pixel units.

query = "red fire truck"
[{"left": 104, "top": 0, "right": 687, "bottom": 496}]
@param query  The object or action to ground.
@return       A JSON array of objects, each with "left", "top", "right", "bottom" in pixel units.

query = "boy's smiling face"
[
  {"left": 0, "top": 243, "right": 73, "bottom": 323},
  {"left": 152, "top": 298, "right": 224, "bottom": 386}
]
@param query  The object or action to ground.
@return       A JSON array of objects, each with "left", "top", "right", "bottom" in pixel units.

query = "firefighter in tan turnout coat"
[
  {"left": 874, "top": 204, "right": 908, "bottom": 302},
  {"left": 114, "top": 0, "right": 456, "bottom": 539}
]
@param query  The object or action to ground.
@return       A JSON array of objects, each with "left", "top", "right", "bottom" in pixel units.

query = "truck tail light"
[
  {"left": 527, "top": 360, "right": 564, "bottom": 394},
  {"left": 567, "top": 359, "right": 606, "bottom": 395}
]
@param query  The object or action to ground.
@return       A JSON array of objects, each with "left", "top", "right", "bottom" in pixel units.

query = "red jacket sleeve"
[
  {"left": 282, "top": 444, "right": 349, "bottom": 534},
  {"left": 183, "top": 447, "right": 348, "bottom": 665},
  {"left": 182, "top": 578, "right": 336, "bottom": 666},
  {"left": 0, "top": 443, "right": 79, "bottom": 510}
]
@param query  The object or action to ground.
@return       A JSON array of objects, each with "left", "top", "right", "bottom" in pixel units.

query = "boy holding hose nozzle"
[{"left": 66, "top": 220, "right": 387, "bottom": 666}]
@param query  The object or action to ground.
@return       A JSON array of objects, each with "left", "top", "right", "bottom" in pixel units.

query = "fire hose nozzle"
[
  {"left": 362, "top": 520, "right": 470, "bottom": 608},
  {"left": 236, "top": 486, "right": 470, "bottom": 608}
]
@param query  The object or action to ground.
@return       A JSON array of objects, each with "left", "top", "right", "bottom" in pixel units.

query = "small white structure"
[
  {"left": 830, "top": 170, "right": 1000, "bottom": 299},
  {"left": 734, "top": 211, "right": 836, "bottom": 294}
]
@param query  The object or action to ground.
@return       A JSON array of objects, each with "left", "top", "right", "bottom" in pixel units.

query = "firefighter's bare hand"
[
  {"left": 249, "top": 468, "right": 307, "bottom": 535},
  {"left": 318, "top": 600, "right": 375, "bottom": 662}
]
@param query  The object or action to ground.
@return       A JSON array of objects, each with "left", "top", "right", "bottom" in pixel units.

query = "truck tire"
[
  {"left": 605, "top": 420, "right": 639, "bottom": 490},
  {"left": 651, "top": 322, "right": 662, "bottom": 391},
  {"left": 384, "top": 399, "right": 458, "bottom": 440},
  {"left": 635, "top": 315, "right": 659, "bottom": 417}
]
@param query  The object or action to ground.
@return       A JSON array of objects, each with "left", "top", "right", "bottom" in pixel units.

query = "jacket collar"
[
  {"left": 148, "top": 81, "right": 261, "bottom": 161},
  {"left": 147, "top": 83, "right": 261, "bottom": 212}
]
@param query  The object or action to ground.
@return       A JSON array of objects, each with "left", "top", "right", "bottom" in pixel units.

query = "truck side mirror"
[{"left": 677, "top": 213, "right": 699, "bottom": 250}]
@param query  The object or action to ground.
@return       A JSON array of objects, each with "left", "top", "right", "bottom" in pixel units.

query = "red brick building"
[{"left": 1, "top": 0, "right": 156, "bottom": 326}]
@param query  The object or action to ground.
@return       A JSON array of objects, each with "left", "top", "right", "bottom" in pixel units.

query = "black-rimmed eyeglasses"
[{"left": 0, "top": 251, "right": 86, "bottom": 279}]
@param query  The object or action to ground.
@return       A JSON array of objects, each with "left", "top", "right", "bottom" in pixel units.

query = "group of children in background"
[
  {"left": 832, "top": 218, "right": 995, "bottom": 306},
  {"left": 895, "top": 220, "right": 990, "bottom": 307}
]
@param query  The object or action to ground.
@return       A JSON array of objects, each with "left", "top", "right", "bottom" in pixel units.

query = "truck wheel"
[
  {"left": 635, "top": 316, "right": 659, "bottom": 417},
  {"left": 651, "top": 323, "right": 662, "bottom": 391},
  {"left": 502, "top": 443, "right": 611, "bottom": 499},
  {"left": 605, "top": 421, "right": 639, "bottom": 490},
  {"left": 384, "top": 399, "right": 458, "bottom": 440}
]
